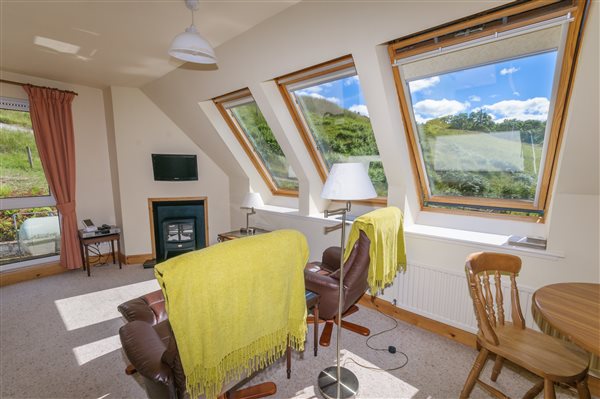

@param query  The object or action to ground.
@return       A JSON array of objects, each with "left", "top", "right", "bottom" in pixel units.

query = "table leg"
[
  {"left": 79, "top": 241, "right": 86, "bottom": 272},
  {"left": 117, "top": 237, "right": 122, "bottom": 269},
  {"left": 313, "top": 304, "right": 319, "bottom": 357},
  {"left": 84, "top": 244, "right": 91, "bottom": 277},
  {"left": 286, "top": 337, "right": 291, "bottom": 379},
  {"left": 110, "top": 240, "right": 116, "bottom": 264}
]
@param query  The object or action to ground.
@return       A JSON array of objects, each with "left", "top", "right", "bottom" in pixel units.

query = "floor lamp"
[{"left": 318, "top": 163, "right": 377, "bottom": 399}]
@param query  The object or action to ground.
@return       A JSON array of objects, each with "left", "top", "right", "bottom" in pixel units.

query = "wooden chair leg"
[
  {"left": 491, "top": 355, "right": 504, "bottom": 382},
  {"left": 228, "top": 382, "right": 277, "bottom": 399},
  {"left": 460, "top": 348, "right": 489, "bottom": 399},
  {"left": 576, "top": 378, "right": 591, "bottom": 399},
  {"left": 523, "top": 380, "right": 544, "bottom": 399},
  {"left": 543, "top": 379, "right": 556, "bottom": 399},
  {"left": 339, "top": 320, "right": 370, "bottom": 336},
  {"left": 319, "top": 320, "right": 334, "bottom": 347}
]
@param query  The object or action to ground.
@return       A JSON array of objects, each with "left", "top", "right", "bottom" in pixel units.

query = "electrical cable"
[
  {"left": 342, "top": 306, "right": 409, "bottom": 372},
  {"left": 87, "top": 243, "right": 110, "bottom": 266}
]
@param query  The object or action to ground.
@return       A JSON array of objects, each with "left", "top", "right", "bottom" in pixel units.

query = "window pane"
[
  {"left": 229, "top": 102, "right": 299, "bottom": 191},
  {"left": 0, "top": 109, "right": 50, "bottom": 198},
  {"left": 406, "top": 51, "right": 557, "bottom": 202},
  {"left": 0, "top": 207, "right": 60, "bottom": 266},
  {"left": 291, "top": 75, "right": 388, "bottom": 197}
]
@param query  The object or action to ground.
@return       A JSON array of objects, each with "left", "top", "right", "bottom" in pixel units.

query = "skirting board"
[
  {"left": 118, "top": 252, "right": 153, "bottom": 265},
  {"left": 359, "top": 294, "right": 600, "bottom": 396},
  {"left": 0, "top": 261, "right": 66, "bottom": 287}
]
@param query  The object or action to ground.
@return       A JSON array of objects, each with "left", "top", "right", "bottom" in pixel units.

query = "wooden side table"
[
  {"left": 78, "top": 230, "right": 122, "bottom": 277},
  {"left": 217, "top": 228, "right": 271, "bottom": 242}
]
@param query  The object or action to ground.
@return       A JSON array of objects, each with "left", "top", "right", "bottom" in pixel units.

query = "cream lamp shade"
[
  {"left": 241, "top": 192, "right": 264, "bottom": 209},
  {"left": 321, "top": 163, "right": 377, "bottom": 200}
]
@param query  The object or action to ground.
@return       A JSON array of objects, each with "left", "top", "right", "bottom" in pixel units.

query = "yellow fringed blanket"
[
  {"left": 155, "top": 229, "right": 308, "bottom": 399},
  {"left": 343, "top": 207, "right": 406, "bottom": 295}
]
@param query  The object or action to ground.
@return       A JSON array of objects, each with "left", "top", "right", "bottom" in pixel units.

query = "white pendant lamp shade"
[
  {"left": 169, "top": 25, "right": 216, "bottom": 64},
  {"left": 321, "top": 163, "right": 377, "bottom": 201}
]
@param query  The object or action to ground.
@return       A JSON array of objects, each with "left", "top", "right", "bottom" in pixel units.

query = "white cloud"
[
  {"left": 413, "top": 98, "right": 469, "bottom": 122},
  {"left": 409, "top": 76, "right": 440, "bottom": 93},
  {"left": 349, "top": 104, "right": 369, "bottom": 117},
  {"left": 468, "top": 95, "right": 481, "bottom": 102},
  {"left": 513, "top": 91, "right": 520, "bottom": 96},
  {"left": 296, "top": 86, "right": 323, "bottom": 95},
  {"left": 482, "top": 97, "right": 550, "bottom": 122},
  {"left": 500, "top": 67, "right": 519, "bottom": 75},
  {"left": 344, "top": 76, "right": 360, "bottom": 86},
  {"left": 296, "top": 91, "right": 341, "bottom": 105}
]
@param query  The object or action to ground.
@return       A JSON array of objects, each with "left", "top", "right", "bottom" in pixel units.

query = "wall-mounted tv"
[{"left": 152, "top": 154, "right": 198, "bottom": 181}]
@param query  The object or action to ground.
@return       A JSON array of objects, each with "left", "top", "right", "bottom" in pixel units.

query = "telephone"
[{"left": 82, "top": 219, "right": 97, "bottom": 233}]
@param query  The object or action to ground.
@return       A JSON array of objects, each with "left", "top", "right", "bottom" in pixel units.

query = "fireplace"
[{"left": 149, "top": 197, "right": 208, "bottom": 263}]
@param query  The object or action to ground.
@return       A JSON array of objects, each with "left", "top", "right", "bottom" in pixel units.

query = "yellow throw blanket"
[
  {"left": 154, "top": 229, "right": 308, "bottom": 399},
  {"left": 343, "top": 207, "right": 407, "bottom": 295}
]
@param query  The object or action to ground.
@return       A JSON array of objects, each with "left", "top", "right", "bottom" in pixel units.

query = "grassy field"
[{"left": 0, "top": 110, "right": 49, "bottom": 198}]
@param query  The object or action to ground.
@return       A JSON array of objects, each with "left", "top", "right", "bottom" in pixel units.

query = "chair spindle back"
[{"left": 465, "top": 252, "right": 525, "bottom": 346}]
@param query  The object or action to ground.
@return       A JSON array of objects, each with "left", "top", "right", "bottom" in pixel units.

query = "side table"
[
  {"left": 217, "top": 228, "right": 271, "bottom": 242},
  {"left": 78, "top": 230, "right": 122, "bottom": 277}
]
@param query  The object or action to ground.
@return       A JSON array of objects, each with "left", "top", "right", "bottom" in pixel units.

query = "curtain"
[{"left": 23, "top": 85, "right": 81, "bottom": 270}]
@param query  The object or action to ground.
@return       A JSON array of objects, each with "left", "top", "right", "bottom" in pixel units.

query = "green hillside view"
[
  {"left": 0, "top": 109, "right": 48, "bottom": 198},
  {"left": 417, "top": 111, "right": 545, "bottom": 202},
  {"left": 295, "top": 95, "right": 387, "bottom": 197},
  {"left": 231, "top": 102, "right": 299, "bottom": 190}
]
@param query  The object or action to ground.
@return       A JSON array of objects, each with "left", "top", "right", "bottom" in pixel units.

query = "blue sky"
[
  {"left": 295, "top": 75, "right": 370, "bottom": 117},
  {"left": 408, "top": 51, "right": 558, "bottom": 123}
]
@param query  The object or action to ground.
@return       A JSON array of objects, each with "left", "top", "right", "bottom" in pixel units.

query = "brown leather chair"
[
  {"left": 118, "top": 290, "right": 278, "bottom": 399},
  {"left": 304, "top": 230, "right": 370, "bottom": 346}
]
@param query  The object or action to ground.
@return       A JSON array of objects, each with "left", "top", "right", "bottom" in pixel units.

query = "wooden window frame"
[
  {"left": 213, "top": 89, "right": 298, "bottom": 197},
  {"left": 388, "top": 0, "right": 590, "bottom": 221},
  {"left": 276, "top": 55, "right": 388, "bottom": 206}
]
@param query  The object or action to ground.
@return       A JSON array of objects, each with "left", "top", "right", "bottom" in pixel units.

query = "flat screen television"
[{"left": 152, "top": 154, "right": 198, "bottom": 181}]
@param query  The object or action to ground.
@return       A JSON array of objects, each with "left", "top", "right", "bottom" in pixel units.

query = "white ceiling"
[{"left": 0, "top": 0, "right": 298, "bottom": 88}]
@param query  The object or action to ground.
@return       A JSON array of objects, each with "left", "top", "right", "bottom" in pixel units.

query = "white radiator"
[{"left": 385, "top": 261, "right": 539, "bottom": 334}]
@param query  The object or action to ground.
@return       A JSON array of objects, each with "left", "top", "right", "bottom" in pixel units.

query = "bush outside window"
[{"left": 215, "top": 90, "right": 298, "bottom": 196}]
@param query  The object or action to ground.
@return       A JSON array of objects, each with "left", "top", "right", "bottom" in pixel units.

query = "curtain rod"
[{"left": 0, "top": 79, "right": 79, "bottom": 96}]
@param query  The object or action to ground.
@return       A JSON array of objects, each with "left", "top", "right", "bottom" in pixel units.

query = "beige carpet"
[{"left": 0, "top": 264, "right": 585, "bottom": 399}]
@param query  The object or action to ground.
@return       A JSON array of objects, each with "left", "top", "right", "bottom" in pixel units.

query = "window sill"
[
  {"left": 0, "top": 254, "right": 60, "bottom": 272},
  {"left": 404, "top": 224, "right": 564, "bottom": 260},
  {"left": 254, "top": 205, "right": 564, "bottom": 261}
]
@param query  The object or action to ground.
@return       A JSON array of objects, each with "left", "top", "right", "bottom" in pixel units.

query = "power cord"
[
  {"left": 343, "top": 307, "right": 409, "bottom": 372},
  {"left": 87, "top": 243, "right": 110, "bottom": 266}
]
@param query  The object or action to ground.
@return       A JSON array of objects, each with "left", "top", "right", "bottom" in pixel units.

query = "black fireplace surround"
[{"left": 152, "top": 199, "right": 206, "bottom": 262}]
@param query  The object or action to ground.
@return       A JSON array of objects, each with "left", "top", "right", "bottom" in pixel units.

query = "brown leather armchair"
[
  {"left": 304, "top": 230, "right": 371, "bottom": 346},
  {"left": 118, "top": 290, "right": 277, "bottom": 399}
]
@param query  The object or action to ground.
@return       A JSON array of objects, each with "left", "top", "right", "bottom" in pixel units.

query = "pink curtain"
[{"left": 23, "top": 85, "right": 81, "bottom": 270}]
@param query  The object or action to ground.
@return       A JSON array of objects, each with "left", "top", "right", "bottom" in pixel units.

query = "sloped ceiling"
[{"left": 0, "top": 0, "right": 298, "bottom": 88}]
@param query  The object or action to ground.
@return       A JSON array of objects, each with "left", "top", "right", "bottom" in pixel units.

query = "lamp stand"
[
  {"left": 240, "top": 207, "right": 256, "bottom": 235},
  {"left": 318, "top": 201, "right": 359, "bottom": 399}
]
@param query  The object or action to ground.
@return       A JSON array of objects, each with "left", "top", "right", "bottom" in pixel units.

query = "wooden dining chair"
[{"left": 461, "top": 252, "right": 591, "bottom": 399}]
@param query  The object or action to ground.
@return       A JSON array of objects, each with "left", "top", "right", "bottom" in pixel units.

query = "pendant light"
[{"left": 169, "top": 0, "right": 217, "bottom": 64}]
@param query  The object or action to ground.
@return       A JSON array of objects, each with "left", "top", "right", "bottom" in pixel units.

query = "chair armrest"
[
  {"left": 118, "top": 298, "right": 157, "bottom": 324},
  {"left": 322, "top": 246, "right": 342, "bottom": 271},
  {"left": 119, "top": 320, "right": 172, "bottom": 386}
]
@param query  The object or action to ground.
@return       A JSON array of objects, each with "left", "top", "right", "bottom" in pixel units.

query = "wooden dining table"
[{"left": 533, "top": 282, "right": 600, "bottom": 356}]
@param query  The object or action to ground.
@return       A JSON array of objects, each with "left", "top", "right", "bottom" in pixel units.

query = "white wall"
[
  {"left": 0, "top": 71, "right": 116, "bottom": 227},
  {"left": 108, "top": 87, "right": 230, "bottom": 257}
]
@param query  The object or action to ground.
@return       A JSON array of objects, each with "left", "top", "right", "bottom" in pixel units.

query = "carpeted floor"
[{"left": 0, "top": 264, "right": 584, "bottom": 399}]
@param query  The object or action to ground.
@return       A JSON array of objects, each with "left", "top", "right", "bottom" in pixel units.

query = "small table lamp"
[
  {"left": 240, "top": 192, "right": 263, "bottom": 234},
  {"left": 318, "top": 163, "right": 377, "bottom": 399}
]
